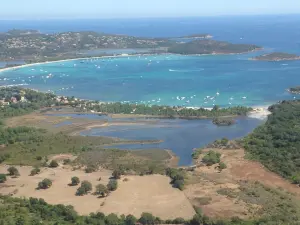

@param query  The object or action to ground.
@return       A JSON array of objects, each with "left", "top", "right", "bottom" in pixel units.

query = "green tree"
[
  {"left": 49, "top": 160, "right": 59, "bottom": 168},
  {"left": 76, "top": 187, "right": 86, "bottom": 196},
  {"left": 105, "top": 213, "right": 120, "bottom": 225},
  {"left": 81, "top": 181, "right": 92, "bottom": 191},
  {"left": 38, "top": 178, "right": 52, "bottom": 189},
  {"left": 107, "top": 179, "right": 118, "bottom": 191},
  {"left": 125, "top": 214, "right": 137, "bottom": 225},
  {"left": 173, "top": 179, "right": 185, "bottom": 190},
  {"left": 7, "top": 166, "right": 20, "bottom": 176},
  {"left": 0, "top": 174, "right": 7, "bottom": 183},
  {"left": 95, "top": 184, "right": 109, "bottom": 197},
  {"left": 71, "top": 176, "right": 80, "bottom": 186},
  {"left": 76, "top": 180, "right": 92, "bottom": 196},
  {"left": 139, "top": 212, "right": 156, "bottom": 225}
]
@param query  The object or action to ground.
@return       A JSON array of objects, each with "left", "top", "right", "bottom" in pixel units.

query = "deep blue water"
[{"left": 1, "top": 15, "right": 300, "bottom": 107}]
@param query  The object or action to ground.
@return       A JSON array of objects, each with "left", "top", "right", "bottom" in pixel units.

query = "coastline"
[
  {"left": 0, "top": 49, "right": 272, "bottom": 120},
  {"left": 0, "top": 54, "right": 149, "bottom": 73},
  {"left": 247, "top": 106, "right": 271, "bottom": 119},
  {"left": 0, "top": 48, "right": 263, "bottom": 74}
]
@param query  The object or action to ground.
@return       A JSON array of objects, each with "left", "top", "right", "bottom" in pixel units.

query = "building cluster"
[{"left": 0, "top": 30, "right": 167, "bottom": 60}]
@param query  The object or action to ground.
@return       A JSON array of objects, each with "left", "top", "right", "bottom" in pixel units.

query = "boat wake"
[
  {"left": 0, "top": 83, "right": 29, "bottom": 88},
  {"left": 169, "top": 69, "right": 204, "bottom": 72}
]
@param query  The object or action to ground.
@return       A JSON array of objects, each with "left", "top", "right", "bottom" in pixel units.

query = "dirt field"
[
  {"left": 183, "top": 148, "right": 300, "bottom": 219},
  {"left": 0, "top": 165, "right": 195, "bottom": 219}
]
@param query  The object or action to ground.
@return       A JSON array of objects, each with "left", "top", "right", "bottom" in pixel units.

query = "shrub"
[
  {"left": 30, "top": 168, "right": 41, "bottom": 176},
  {"left": 38, "top": 178, "right": 52, "bottom": 189},
  {"left": 71, "top": 176, "right": 80, "bottom": 186},
  {"left": 107, "top": 179, "right": 118, "bottom": 191},
  {"left": 112, "top": 169, "right": 122, "bottom": 179},
  {"left": 219, "top": 162, "right": 227, "bottom": 170},
  {"left": 202, "top": 150, "right": 221, "bottom": 166},
  {"left": 0, "top": 174, "right": 7, "bottom": 183},
  {"left": 291, "top": 174, "right": 300, "bottom": 184},
  {"left": 85, "top": 165, "right": 97, "bottom": 173},
  {"left": 191, "top": 148, "right": 202, "bottom": 159},
  {"left": 36, "top": 156, "right": 42, "bottom": 161},
  {"left": 7, "top": 166, "right": 20, "bottom": 176},
  {"left": 0, "top": 153, "right": 10, "bottom": 163},
  {"left": 49, "top": 160, "right": 59, "bottom": 168},
  {"left": 95, "top": 184, "right": 109, "bottom": 197}
]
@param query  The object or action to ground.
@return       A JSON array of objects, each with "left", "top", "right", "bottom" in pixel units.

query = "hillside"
[
  {"left": 243, "top": 100, "right": 300, "bottom": 183},
  {"left": 168, "top": 39, "right": 261, "bottom": 55}
]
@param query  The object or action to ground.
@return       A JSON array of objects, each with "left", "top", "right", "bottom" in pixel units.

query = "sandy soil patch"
[{"left": 0, "top": 165, "right": 195, "bottom": 219}]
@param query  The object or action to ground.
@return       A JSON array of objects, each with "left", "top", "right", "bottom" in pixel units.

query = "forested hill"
[
  {"left": 168, "top": 39, "right": 260, "bottom": 55},
  {"left": 243, "top": 100, "right": 300, "bottom": 183}
]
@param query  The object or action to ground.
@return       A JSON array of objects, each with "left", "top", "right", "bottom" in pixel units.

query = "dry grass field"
[{"left": 0, "top": 164, "right": 195, "bottom": 220}]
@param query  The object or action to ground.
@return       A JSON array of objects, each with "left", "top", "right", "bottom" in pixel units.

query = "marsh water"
[{"left": 50, "top": 113, "right": 264, "bottom": 165}]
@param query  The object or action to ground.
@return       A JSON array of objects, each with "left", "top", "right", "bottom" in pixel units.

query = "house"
[{"left": 10, "top": 97, "right": 17, "bottom": 103}]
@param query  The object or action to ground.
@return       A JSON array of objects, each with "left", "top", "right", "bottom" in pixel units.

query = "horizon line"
[{"left": 1, "top": 13, "right": 300, "bottom": 21}]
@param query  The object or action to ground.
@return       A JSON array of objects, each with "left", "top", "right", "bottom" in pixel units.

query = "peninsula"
[
  {"left": 0, "top": 29, "right": 261, "bottom": 62},
  {"left": 252, "top": 52, "right": 300, "bottom": 61},
  {"left": 168, "top": 39, "right": 261, "bottom": 55},
  {"left": 288, "top": 86, "right": 300, "bottom": 94}
]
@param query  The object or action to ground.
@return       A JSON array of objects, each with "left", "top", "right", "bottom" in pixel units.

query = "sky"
[{"left": 1, "top": 0, "right": 300, "bottom": 19}]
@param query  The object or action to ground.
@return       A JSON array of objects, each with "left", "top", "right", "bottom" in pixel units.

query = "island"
[
  {"left": 252, "top": 52, "right": 300, "bottom": 61},
  {"left": 0, "top": 29, "right": 261, "bottom": 62},
  {"left": 168, "top": 39, "right": 261, "bottom": 55},
  {"left": 288, "top": 86, "right": 300, "bottom": 94},
  {"left": 212, "top": 117, "right": 236, "bottom": 126}
]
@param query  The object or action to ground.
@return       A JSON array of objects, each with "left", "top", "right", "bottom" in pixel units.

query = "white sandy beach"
[
  {"left": 247, "top": 106, "right": 271, "bottom": 119},
  {"left": 0, "top": 53, "right": 161, "bottom": 74}
]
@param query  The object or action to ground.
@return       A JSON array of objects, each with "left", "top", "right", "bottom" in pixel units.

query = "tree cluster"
[
  {"left": 165, "top": 168, "right": 186, "bottom": 190},
  {"left": 243, "top": 100, "right": 300, "bottom": 181}
]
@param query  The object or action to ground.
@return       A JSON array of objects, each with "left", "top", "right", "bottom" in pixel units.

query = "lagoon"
[{"left": 49, "top": 114, "right": 264, "bottom": 166}]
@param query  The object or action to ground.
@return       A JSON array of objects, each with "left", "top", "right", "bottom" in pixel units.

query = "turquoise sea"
[
  {"left": 1, "top": 15, "right": 300, "bottom": 107},
  {"left": 0, "top": 53, "right": 300, "bottom": 107}
]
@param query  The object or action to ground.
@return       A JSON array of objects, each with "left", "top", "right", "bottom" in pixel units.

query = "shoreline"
[{"left": 0, "top": 48, "right": 263, "bottom": 74}]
